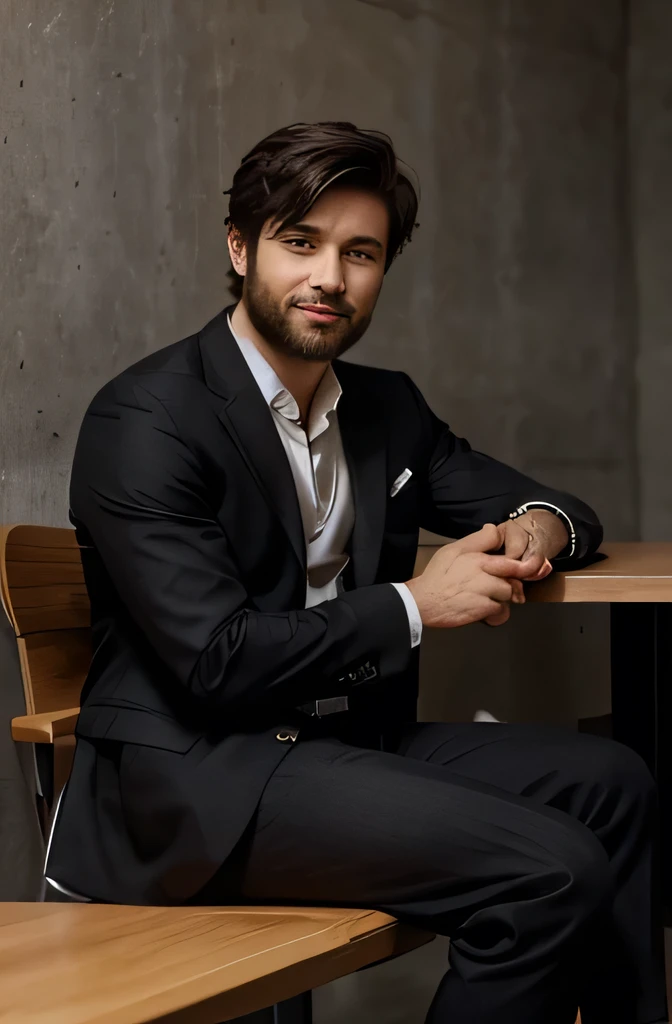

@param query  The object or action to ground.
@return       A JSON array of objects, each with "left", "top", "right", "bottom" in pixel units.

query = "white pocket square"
[{"left": 390, "top": 468, "right": 413, "bottom": 497}]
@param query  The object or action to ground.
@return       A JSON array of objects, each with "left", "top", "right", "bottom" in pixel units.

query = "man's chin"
[
  {"left": 294, "top": 334, "right": 347, "bottom": 361},
  {"left": 282, "top": 323, "right": 352, "bottom": 361}
]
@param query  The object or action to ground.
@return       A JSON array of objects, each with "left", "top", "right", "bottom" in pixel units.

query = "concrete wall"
[
  {"left": 1, "top": 0, "right": 635, "bottom": 538},
  {"left": 629, "top": 0, "right": 672, "bottom": 541}
]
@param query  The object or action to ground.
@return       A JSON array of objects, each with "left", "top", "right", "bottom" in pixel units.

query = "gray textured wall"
[
  {"left": 1, "top": 0, "right": 636, "bottom": 539},
  {"left": 630, "top": 0, "right": 672, "bottom": 541}
]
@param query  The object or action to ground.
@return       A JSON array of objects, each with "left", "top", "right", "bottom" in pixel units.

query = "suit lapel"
[
  {"left": 199, "top": 310, "right": 306, "bottom": 574},
  {"left": 335, "top": 362, "right": 387, "bottom": 588},
  {"left": 221, "top": 389, "right": 306, "bottom": 572}
]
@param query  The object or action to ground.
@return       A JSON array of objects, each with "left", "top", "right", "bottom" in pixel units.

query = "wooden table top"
[
  {"left": 0, "top": 902, "right": 429, "bottom": 1024},
  {"left": 414, "top": 542, "right": 672, "bottom": 603}
]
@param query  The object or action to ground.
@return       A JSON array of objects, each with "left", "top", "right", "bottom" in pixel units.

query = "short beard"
[{"left": 243, "top": 270, "right": 371, "bottom": 363}]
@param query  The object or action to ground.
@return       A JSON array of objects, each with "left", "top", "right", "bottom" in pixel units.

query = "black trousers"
[{"left": 200, "top": 722, "right": 667, "bottom": 1024}]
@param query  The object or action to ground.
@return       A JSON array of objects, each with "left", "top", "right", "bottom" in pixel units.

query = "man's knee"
[{"left": 578, "top": 735, "right": 656, "bottom": 806}]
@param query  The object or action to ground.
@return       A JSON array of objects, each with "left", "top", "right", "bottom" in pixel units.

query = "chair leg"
[{"left": 228, "top": 992, "right": 313, "bottom": 1024}]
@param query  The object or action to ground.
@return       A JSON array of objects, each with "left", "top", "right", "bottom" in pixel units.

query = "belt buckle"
[
  {"left": 316, "top": 695, "right": 349, "bottom": 717},
  {"left": 301, "top": 695, "right": 349, "bottom": 718}
]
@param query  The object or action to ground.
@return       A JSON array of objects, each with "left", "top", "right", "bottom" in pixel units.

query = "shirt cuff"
[
  {"left": 390, "top": 583, "right": 423, "bottom": 648},
  {"left": 508, "top": 501, "right": 576, "bottom": 559}
]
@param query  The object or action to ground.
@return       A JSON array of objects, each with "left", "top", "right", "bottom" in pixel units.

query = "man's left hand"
[{"left": 498, "top": 510, "right": 569, "bottom": 582}]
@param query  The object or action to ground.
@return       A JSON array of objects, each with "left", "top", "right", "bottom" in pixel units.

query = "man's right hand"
[{"left": 405, "top": 524, "right": 544, "bottom": 629}]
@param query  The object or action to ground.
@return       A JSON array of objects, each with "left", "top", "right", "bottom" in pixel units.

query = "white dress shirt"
[{"left": 229, "top": 316, "right": 422, "bottom": 648}]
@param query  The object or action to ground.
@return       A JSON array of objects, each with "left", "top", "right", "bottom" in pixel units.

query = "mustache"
[{"left": 290, "top": 295, "right": 356, "bottom": 318}]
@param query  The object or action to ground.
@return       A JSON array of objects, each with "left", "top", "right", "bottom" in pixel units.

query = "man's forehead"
[{"left": 267, "top": 187, "right": 389, "bottom": 242}]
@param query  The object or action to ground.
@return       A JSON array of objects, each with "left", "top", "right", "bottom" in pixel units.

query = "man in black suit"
[{"left": 48, "top": 123, "right": 666, "bottom": 1024}]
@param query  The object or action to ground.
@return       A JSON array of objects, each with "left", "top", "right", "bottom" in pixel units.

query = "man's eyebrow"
[
  {"left": 346, "top": 235, "right": 384, "bottom": 252},
  {"left": 273, "top": 222, "right": 321, "bottom": 237}
]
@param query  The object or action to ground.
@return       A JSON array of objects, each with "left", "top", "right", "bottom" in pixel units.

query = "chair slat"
[
  {"left": 5, "top": 525, "right": 80, "bottom": 551},
  {"left": 17, "top": 631, "right": 90, "bottom": 715},
  {"left": 6, "top": 543, "right": 82, "bottom": 563},
  {"left": 7, "top": 561, "right": 87, "bottom": 587},
  {"left": 9, "top": 595, "right": 90, "bottom": 635}
]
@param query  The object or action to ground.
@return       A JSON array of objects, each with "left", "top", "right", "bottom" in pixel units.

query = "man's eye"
[
  {"left": 348, "top": 250, "right": 373, "bottom": 261},
  {"left": 285, "top": 239, "right": 314, "bottom": 250}
]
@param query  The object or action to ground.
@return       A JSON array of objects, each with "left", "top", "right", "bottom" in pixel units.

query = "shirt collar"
[
  {"left": 228, "top": 313, "right": 342, "bottom": 436},
  {"left": 228, "top": 313, "right": 288, "bottom": 409},
  {"left": 308, "top": 364, "right": 342, "bottom": 439}
]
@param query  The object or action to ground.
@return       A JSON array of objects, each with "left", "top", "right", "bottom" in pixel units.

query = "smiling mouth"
[{"left": 295, "top": 303, "right": 350, "bottom": 319}]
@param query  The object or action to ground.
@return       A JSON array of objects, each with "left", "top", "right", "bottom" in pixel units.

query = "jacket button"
[{"left": 276, "top": 729, "right": 298, "bottom": 743}]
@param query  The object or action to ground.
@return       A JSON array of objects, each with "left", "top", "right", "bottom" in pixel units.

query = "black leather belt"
[{"left": 297, "top": 696, "right": 349, "bottom": 718}]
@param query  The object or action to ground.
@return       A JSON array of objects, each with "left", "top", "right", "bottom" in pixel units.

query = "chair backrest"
[{"left": 0, "top": 525, "right": 91, "bottom": 716}]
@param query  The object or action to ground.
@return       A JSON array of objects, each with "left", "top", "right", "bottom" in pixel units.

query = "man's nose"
[{"left": 307, "top": 248, "right": 345, "bottom": 294}]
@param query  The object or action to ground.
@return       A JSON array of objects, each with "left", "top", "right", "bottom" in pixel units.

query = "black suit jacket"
[{"left": 47, "top": 308, "right": 603, "bottom": 904}]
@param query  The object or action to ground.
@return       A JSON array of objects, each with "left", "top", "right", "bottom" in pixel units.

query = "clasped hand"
[{"left": 406, "top": 520, "right": 557, "bottom": 629}]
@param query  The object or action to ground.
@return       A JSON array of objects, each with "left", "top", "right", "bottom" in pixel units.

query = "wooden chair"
[
  {"left": 0, "top": 524, "right": 433, "bottom": 1023},
  {"left": 1, "top": 525, "right": 88, "bottom": 826}
]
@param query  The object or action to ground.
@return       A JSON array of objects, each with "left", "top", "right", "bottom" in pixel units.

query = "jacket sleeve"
[
  {"left": 71, "top": 376, "right": 411, "bottom": 714},
  {"left": 402, "top": 374, "right": 603, "bottom": 564}
]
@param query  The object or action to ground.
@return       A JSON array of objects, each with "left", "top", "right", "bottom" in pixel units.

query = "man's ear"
[{"left": 227, "top": 227, "right": 247, "bottom": 277}]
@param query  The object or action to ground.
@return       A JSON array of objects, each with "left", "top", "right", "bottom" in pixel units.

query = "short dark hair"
[{"left": 224, "top": 121, "right": 419, "bottom": 299}]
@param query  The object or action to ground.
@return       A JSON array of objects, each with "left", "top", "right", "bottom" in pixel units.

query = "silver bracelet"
[{"left": 508, "top": 501, "right": 576, "bottom": 559}]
